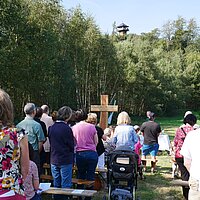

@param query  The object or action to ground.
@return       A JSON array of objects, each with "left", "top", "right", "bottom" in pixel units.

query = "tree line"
[{"left": 1, "top": 0, "right": 200, "bottom": 120}]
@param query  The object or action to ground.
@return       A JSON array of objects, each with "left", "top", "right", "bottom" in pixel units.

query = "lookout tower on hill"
[{"left": 116, "top": 23, "right": 129, "bottom": 37}]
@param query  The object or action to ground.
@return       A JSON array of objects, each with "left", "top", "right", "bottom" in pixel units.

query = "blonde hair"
[
  {"left": 117, "top": 111, "right": 131, "bottom": 125},
  {"left": 0, "top": 89, "right": 13, "bottom": 126},
  {"left": 86, "top": 113, "right": 97, "bottom": 124}
]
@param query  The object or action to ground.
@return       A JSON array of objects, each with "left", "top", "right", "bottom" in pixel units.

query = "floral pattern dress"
[
  {"left": 173, "top": 124, "right": 194, "bottom": 158},
  {"left": 0, "top": 127, "right": 25, "bottom": 195}
]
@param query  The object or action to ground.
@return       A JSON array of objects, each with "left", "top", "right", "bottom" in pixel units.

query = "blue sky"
[{"left": 61, "top": 0, "right": 200, "bottom": 34}]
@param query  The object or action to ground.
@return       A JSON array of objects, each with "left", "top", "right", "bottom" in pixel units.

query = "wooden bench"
[
  {"left": 141, "top": 158, "right": 158, "bottom": 162},
  {"left": 43, "top": 164, "right": 107, "bottom": 173},
  {"left": 40, "top": 174, "right": 53, "bottom": 181},
  {"left": 73, "top": 165, "right": 107, "bottom": 191},
  {"left": 73, "top": 165, "right": 107, "bottom": 173},
  {"left": 40, "top": 175, "right": 94, "bottom": 188},
  {"left": 42, "top": 164, "right": 106, "bottom": 190},
  {"left": 42, "top": 187, "right": 97, "bottom": 197},
  {"left": 42, "top": 163, "right": 51, "bottom": 175},
  {"left": 171, "top": 180, "right": 189, "bottom": 187}
]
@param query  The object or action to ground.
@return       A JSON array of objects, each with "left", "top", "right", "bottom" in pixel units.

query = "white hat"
[
  {"left": 184, "top": 111, "right": 192, "bottom": 118},
  {"left": 134, "top": 125, "right": 140, "bottom": 130}
]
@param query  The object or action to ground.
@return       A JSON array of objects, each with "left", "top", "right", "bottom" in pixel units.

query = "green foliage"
[{"left": 0, "top": 1, "right": 200, "bottom": 119}]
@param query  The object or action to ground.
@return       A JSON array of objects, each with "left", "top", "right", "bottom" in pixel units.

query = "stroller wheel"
[
  {"left": 132, "top": 186, "right": 136, "bottom": 200},
  {"left": 108, "top": 184, "right": 112, "bottom": 200}
]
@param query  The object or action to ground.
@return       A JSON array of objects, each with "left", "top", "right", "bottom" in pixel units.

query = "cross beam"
[{"left": 91, "top": 95, "right": 118, "bottom": 130}]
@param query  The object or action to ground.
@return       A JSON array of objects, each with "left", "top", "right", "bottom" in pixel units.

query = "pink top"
[
  {"left": 72, "top": 121, "right": 97, "bottom": 152},
  {"left": 24, "top": 161, "right": 39, "bottom": 200},
  {"left": 134, "top": 140, "right": 142, "bottom": 165},
  {"left": 174, "top": 124, "right": 194, "bottom": 158}
]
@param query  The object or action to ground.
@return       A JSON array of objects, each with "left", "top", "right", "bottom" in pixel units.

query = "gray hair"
[
  {"left": 57, "top": 106, "right": 72, "bottom": 122},
  {"left": 24, "top": 103, "right": 36, "bottom": 115}
]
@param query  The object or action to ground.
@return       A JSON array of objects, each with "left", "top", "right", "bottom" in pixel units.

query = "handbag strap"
[{"left": 181, "top": 127, "right": 187, "bottom": 136}]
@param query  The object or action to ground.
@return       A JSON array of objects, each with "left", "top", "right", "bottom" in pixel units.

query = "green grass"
[{"left": 136, "top": 156, "right": 183, "bottom": 200}]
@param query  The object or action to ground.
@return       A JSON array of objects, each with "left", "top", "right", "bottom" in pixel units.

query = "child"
[
  {"left": 134, "top": 125, "right": 144, "bottom": 179},
  {"left": 24, "top": 143, "right": 41, "bottom": 200}
]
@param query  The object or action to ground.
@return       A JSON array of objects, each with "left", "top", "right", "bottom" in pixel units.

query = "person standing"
[
  {"left": 174, "top": 113, "right": 197, "bottom": 200},
  {"left": 0, "top": 89, "right": 29, "bottom": 199},
  {"left": 86, "top": 113, "right": 106, "bottom": 169},
  {"left": 112, "top": 111, "right": 138, "bottom": 150},
  {"left": 181, "top": 128, "right": 200, "bottom": 200},
  {"left": 16, "top": 103, "right": 45, "bottom": 173},
  {"left": 140, "top": 111, "right": 161, "bottom": 173},
  {"left": 41, "top": 105, "right": 54, "bottom": 164},
  {"left": 34, "top": 107, "right": 47, "bottom": 175},
  {"left": 72, "top": 109, "right": 98, "bottom": 200},
  {"left": 48, "top": 106, "right": 74, "bottom": 200}
]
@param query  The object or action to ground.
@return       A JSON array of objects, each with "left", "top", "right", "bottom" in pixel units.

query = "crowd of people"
[{"left": 0, "top": 88, "right": 199, "bottom": 200}]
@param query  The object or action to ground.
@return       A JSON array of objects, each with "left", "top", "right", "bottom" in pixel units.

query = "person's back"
[
  {"left": 0, "top": 128, "right": 27, "bottom": 196},
  {"left": 0, "top": 89, "right": 29, "bottom": 199},
  {"left": 113, "top": 124, "right": 138, "bottom": 149},
  {"left": 174, "top": 113, "right": 197, "bottom": 200},
  {"left": 112, "top": 111, "right": 138, "bottom": 150},
  {"left": 72, "top": 109, "right": 98, "bottom": 192},
  {"left": 40, "top": 105, "right": 54, "bottom": 164},
  {"left": 49, "top": 121, "right": 74, "bottom": 165},
  {"left": 24, "top": 143, "right": 40, "bottom": 200},
  {"left": 140, "top": 111, "right": 161, "bottom": 173},
  {"left": 16, "top": 103, "right": 45, "bottom": 152},
  {"left": 40, "top": 105, "right": 54, "bottom": 131},
  {"left": 24, "top": 160, "right": 40, "bottom": 200},
  {"left": 181, "top": 129, "right": 200, "bottom": 200},
  {"left": 17, "top": 117, "right": 43, "bottom": 148},
  {"left": 48, "top": 106, "right": 74, "bottom": 200},
  {"left": 73, "top": 121, "right": 97, "bottom": 152},
  {"left": 16, "top": 103, "right": 45, "bottom": 174},
  {"left": 96, "top": 126, "right": 105, "bottom": 156},
  {"left": 141, "top": 120, "right": 161, "bottom": 145}
]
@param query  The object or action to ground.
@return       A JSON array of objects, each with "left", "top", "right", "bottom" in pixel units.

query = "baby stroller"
[{"left": 107, "top": 146, "right": 138, "bottom": 200}]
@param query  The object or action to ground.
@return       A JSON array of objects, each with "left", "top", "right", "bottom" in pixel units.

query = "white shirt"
[
  {"left": 41, "top": 113, "right": 54, "bottom": 152},
  {"left": 41, "top": 113, "right": 54, "bottom": 131},
  {"left": 180, "top": 129, "right": 200, "bottom": 181}
]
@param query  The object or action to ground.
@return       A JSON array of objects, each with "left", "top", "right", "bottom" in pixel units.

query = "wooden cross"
[{"left": 90, "top": 95, "right": 118, "bottom": 130}]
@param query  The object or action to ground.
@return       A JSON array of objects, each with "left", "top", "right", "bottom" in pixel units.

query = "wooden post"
[{"left": 91, "top": 95, "right": 118, "bottom": 130}]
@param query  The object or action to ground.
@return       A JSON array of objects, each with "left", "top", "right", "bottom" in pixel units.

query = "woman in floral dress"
[
  {"left": 174, "top": 113, "right": 197, "bottom": 200},
  {"left": 0, "top": 89, "right": 29, "bottom": 199}
]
